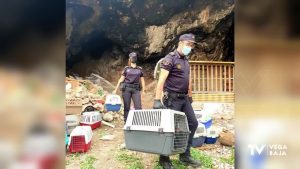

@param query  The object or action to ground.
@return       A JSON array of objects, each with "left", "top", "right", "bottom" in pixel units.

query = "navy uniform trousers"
[
  {"left": 122, "top": 87, "right": 142, "bottom": 122},
  {"left": 163, "top": 95, "right": 198, "bottom": 156}
]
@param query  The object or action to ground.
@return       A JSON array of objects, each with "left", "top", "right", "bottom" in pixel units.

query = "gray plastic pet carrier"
[{"left": 124, "top": 109, "right": 190, "bottom": 156}]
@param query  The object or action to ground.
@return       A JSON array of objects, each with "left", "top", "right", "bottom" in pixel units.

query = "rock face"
[{"left": 66, "top": 0, "right": 234, "bottom": 78}]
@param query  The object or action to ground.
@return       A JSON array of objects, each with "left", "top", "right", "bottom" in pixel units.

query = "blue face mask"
[{"left": 182, "top": 46, "right": 192, "bottom": 56}]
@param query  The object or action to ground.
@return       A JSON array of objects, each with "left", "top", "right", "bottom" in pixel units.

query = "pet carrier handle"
[
  {"left": 126, "top": 126, "right": 131, "bottom": 131},
  {"left": 158, "top": 128, "right": 164, "bottom": 133}
]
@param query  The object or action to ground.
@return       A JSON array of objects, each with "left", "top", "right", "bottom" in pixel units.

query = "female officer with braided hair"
[{"left": 113, "top": 52, "right": 145, "bottom": 122}]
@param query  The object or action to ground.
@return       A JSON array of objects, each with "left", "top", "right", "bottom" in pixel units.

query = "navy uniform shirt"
[
  {"left": 160, "top": 50, "right": 190, "bottom": 93},
  {"left": 122, "top": 66, "right": 144, "bottom": 84}
]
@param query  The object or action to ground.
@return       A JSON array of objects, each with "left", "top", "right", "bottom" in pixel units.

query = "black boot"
[
  {"left": 179, "top": 154, "right": 201, "bottom": 168},
  {"left": 159, "top": 155, "right": 174, "bottom": 169}
]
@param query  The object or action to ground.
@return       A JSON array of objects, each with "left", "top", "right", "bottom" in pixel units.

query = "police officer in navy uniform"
[
  {"left": 114, "top": 52, "right": 146, "bottom": 122},
  {"left": 153, "top": 34, "right": 201, "bottom": 168}
]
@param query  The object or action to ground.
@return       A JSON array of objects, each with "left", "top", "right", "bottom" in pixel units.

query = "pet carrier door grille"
[
  {"left": 70, "top": 136, "right": 85, "bottom": 151},
  {"left": 173, "top": 114, "right": 189, "bottom": 152},
  {"left": 132, "top": 110, "right": 161, "bottom": 126}
]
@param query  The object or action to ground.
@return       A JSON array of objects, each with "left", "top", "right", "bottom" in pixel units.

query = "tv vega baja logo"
[{"left": 248, "top": 144, "right": 287, "bottom": 156}]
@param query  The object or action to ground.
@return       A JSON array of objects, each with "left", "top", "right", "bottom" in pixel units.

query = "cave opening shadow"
[
  {"left": 80, "top": 31, "right": 115, "bottom": 60},
  {"left": 66, "top": 31, "right": 116, "bottom": 72}
]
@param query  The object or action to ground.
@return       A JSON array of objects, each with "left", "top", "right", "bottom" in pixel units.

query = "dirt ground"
[
  {"left": 66, "top": 91, "right": 235, "bottom": 169},
  {"left": 66, "top": 92, "right": 158, "bottom": 169}
]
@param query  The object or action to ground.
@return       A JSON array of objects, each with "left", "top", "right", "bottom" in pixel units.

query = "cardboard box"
[{"left": 66, "top": 98, "right": 82, "bottom": 115}]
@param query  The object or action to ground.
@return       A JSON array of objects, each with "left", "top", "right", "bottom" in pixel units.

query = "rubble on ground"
[
  {"left": 65, "top": 75, "right": 122, "bottom": 122},
  {"left": 65, "top": 75, "right": 235, "bottom": 169},
  {"left": 100, "top": 134, "right": 115, "bottom": 141},
  {"left": 103, "top": 112, "right": 114, "bottom": 122},
  {"left": 65, "top": 76, "right": 104, "bottom": 100}
]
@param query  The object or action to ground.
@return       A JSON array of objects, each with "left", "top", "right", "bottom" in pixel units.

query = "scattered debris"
[
  {"left": 65, "top": 75, "right": 123, "bottom": 122},
  {"left": 102, "top": 121, "right": 115, "bottom": 128},
  {"left": 196, "top": 144, "right": 218, "bottom": 151},
  {"left": 221, "top": 114, "right": 233, "bottom": 120},
  {"left": 118, "top": 143, "right": 126, "bottom": 150},
  {"left": 100, "top": 134, "right": 115, "bottom": 141},
  {"left": 93, "top": 103, "right": 105, "bottom": 112},
  {"left": 103, "top": 112, "right": 114, "bottom": 122}
]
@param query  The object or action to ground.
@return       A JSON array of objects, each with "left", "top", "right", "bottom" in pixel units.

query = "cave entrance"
[{"left": 66, "top": 31, "right": 120, "bottom": 77}]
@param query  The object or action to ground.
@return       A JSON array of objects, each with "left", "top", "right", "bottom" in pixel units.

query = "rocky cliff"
[{"left": 66, "top": 0, "right": 234, "bottom": 80}]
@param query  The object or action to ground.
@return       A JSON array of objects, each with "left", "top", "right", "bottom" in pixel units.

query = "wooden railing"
[{"left": 189, "top": 61, "right": 234, "bottom": 102}]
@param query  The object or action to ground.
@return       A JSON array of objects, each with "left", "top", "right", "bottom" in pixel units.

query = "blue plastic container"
[
  {"left": 199, "top": 118, "right": 212, "bottom": 128},
  {"left": 105, "top": 104, "right": 121, "bottom": 111},
  {"left": 192, "top": 136, "right": 206, "bottom": 147},
  {"left": 205, "top": 136, "right": 218, "bottom": 144}
]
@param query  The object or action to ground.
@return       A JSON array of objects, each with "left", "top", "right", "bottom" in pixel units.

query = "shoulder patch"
[
  {"left": 168, "top": 52, "right": 175, "bottom": 57},
  {"left": 176, "top": 63, "right": 182, "bottom": 69}
]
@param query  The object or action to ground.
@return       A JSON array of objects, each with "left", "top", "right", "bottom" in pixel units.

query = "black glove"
[
  {"left": 188, "top": 96, "right": 193, "bottom": 103},
  {"left": 153, "top": 99, "right": 166, "bottom": 109}
]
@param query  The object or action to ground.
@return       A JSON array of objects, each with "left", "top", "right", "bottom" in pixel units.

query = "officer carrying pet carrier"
[
  {"left": 113, "top": 52, "right": 146, "bottom": 122},
  {"left": 153, "top": 33, "right": 201, "bottom": 168}
]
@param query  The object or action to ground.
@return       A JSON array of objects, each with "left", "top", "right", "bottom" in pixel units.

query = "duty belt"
[
  {"left": 124, "top": 83, "right": 140, "bottom": 89},
  {"left": 164, "top": 91, "right": 188, "bottom": 99}
]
